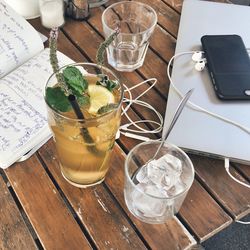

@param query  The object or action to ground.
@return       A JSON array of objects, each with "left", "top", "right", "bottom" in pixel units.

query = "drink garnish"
[
  {"left": 88, "top": 85, "right": 115, "bottom": 114},
  {"left": 46, "top": 86, "right": 72, "bottom": 112},
  {"left": 97, "top": 103, "right": 118, "bottom": 114},
  {"left": 63, "top": 66, "right": 88, "bottom": 94},
  {"left": 49, "top": 28, "right": 72, "bottom": 96},
  {"left": 96, "top": 28, "right": 120, "bottom": 66},
  {"left": 97, "top": 74, "right": 118, "bottom": 92},
  {"left": 46, "top": 67, "right": 90, "bottom": 112}
]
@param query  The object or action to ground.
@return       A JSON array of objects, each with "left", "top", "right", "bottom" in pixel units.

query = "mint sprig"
[
  {"left": 63, "top": 66, "right": 88, "bottom": 95},
  {"left": 46, "top": 66, "right": 90, "bottom": 112},
  {"left": 97, "top": 74, "right": 118, "bottom": 92}
]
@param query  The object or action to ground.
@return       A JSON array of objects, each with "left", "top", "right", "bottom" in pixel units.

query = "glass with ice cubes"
[{"left": 124, "top": 141, "right": 194, "bottom": 224}]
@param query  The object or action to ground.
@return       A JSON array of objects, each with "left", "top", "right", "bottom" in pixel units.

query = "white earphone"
[
  {"left": 192, "top": 51, "right": 207, "bottom": 71},
  {"left": 194, "top": 60, "right": 206, "bottom": 71},
  {"left": 115, "top": 78, "right": 163, "bottom": 142}
]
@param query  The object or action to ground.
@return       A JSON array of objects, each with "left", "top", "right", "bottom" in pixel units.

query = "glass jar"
[
  {"left": 65, "top": 0, "right": 89, "bottom": 20},
  {"left": 88, "top": 0, "right": 109, "bottom": 8}
]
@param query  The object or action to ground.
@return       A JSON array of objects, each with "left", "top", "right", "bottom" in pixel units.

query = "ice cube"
[
  {"left": 144, "top": 182, "right": 168, "bottom": 198},
  {"left": 166, "top": 178, "right": 187, "bottom": 197},
  {"left": 162, "top": 174, "right": 174, "bottom": 190},
  {"left": 160, "top": 154, "right": 182, "bottom": 177},
  {"left": 132, "top": 183, "right": 166, "bottom": 217},
  {"left": 135, "top": 165, "right": 149, "bottom": 184},
  {"left": 146, "top": 160, "right": 167, "bottom": 186},
  {"left": 146, "top": 154, "right": 183, "bottom": 190}
]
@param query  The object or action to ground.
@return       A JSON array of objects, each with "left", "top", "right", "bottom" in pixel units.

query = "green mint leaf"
[
  {"left": 63, "top": 66, "right": 88, "bottom": 95},
  {"left": 106, "top": 79, "right": 118, "bottom": 91},
  {"left": 46, "top": 87, "right": 72, "bottom": 112},
  {"left": 97, "top": 78, "right": 118, "bottom": 92},
  {"left": 97, "top": 103, "right": 118, "bottom": 114}
]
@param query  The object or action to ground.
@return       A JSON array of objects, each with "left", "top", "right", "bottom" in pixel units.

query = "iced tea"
[{"left": 45, "top": 63, "right": 123, "bottom": 187}]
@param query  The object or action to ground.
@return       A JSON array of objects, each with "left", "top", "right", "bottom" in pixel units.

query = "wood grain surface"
[
  {"left": 39, "top": 140, "right": 147, "bottom": 250},
  {"left": 0, "top": 176, "right": 37, "bottom": 250},
  {"left": 4, "top": 158, "right": 91, "bottom": 250},
  {"left": 1, "top": 1, "right": 249, "bottom": 249},
  {"left": 192, "top": 155, "right": 250, "bottom": 219}
]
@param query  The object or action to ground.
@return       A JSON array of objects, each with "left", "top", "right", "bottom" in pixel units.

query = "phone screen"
[
  {"left": 201, "top": 35, "right": 250, "bottom": 100},
  {"left": 204, "top": 36, "right": 250, "bottom": 73}
]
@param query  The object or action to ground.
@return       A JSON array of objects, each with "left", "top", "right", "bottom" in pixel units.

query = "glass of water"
[
  {"left": 124, "top": 141, "right": 194, "bottom": 224},
  {"left": 102, "top": 1, "right": 157, "bottom": 72}
]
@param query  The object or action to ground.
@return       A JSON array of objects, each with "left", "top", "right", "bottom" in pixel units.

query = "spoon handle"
[{"left": 152, "top": 88, "right": 194, "bottom": 160}]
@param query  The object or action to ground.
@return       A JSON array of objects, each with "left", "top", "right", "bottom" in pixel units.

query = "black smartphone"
[{"left": 201, "top": 35, "right": 250, "bottom": 100}]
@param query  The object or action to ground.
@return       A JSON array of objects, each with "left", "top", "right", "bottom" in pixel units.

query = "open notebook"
[
  {"left": 0, "top": 0, "right": 73, "bottom": 168},
  {"left": 164, "top": 0, "right": 250, "bottom": 164}
]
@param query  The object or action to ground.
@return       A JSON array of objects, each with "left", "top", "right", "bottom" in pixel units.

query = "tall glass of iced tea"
[{"left": 44, "top": 63, "right": 123, "bottom": 187}]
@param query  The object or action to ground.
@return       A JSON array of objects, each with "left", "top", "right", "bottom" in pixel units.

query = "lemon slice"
[{"left": 88, "top": 85, "right": 115, "bottom": 114}]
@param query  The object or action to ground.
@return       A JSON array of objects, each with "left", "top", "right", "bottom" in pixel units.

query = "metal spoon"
[
  {"left": 132, "top": 89, "right": 194, "bottom": 184},
  {"left": 150, "top": 88, "right": 194, "bottom": 161}
]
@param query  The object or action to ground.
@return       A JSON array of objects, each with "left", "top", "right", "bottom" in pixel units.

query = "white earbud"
[
  {"left": 192, "top": 51, "right": 203, "bottom": 62},
  {"left": 192, "top": 51, "right": 207, "bottom": 71},
  {"left": 195, "top": 60, "right": 206, "bottom": 71}
]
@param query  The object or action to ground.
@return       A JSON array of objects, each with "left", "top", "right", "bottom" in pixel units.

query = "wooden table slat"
[
  {"left": 0, "top": 176, "right": 37, "bottom": 250},
  {"left": 179, "top": 180, "right": 232, "bottom": 242},
  {"left": 138, "top": 0, "right": 180, "bottom": 36},
  {"left": 5, "top": 158, "right": 92, "bottom": 250},
  {"left": 162, "top": 0, "right": 183, "bottom": 13},
  {"left": 107, "top": 0, "right": 180, "bottom": 37},
  {"left": 233, "top": 163, "right": 250, "bottom": 182},
  {"left": 39, "top": 140, "right": 148, "bottom": 250},
  {"left": 150, "top": 26, "right": 177, "bottom": 63},
  {"left": 192, "top": 155, "right": 250, "bottom": 219}
]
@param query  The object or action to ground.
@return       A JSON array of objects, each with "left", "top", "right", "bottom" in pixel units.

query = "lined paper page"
[
  {"left": 0, "top": 49, "right": 74, "bottom": 168},
  {"left": 0, "top": 0, "right": 43, "bottom": 77}
]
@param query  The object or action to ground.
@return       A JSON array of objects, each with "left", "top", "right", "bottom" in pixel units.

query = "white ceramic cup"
[{"left": 6, "top": 0, "right": 40, "bottom": 19}]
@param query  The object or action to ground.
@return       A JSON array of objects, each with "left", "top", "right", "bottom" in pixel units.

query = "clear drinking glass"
[
  {"left": 45, "top": 63, "right": 123, "bottom": 188},
  {"left": 102, "top": 1, "right": 157, "bottom": 72},
  {"left": 124, "top": 141, "right": 194, "bottom": 224}
]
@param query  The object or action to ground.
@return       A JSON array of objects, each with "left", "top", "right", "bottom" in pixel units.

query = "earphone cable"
[{"left": 118, "top": 78, "right": 163, "bottom": 140}]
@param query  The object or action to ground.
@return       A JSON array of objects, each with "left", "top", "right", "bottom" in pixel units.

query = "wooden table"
[{"left": 1, "top": 1, "right": 249, "bottom": 249}]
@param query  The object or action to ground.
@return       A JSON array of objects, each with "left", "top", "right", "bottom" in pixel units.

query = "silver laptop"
[{"left": 164, "top": 0, "right": 250, "bottom": 163}]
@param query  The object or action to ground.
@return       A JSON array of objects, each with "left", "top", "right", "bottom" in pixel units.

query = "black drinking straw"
[
  {"left": 68, "top": 94, "right": 85, "bottom": 119},
  {"left": 68, "top": 94, "right": 103, "bottom": 156}
]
